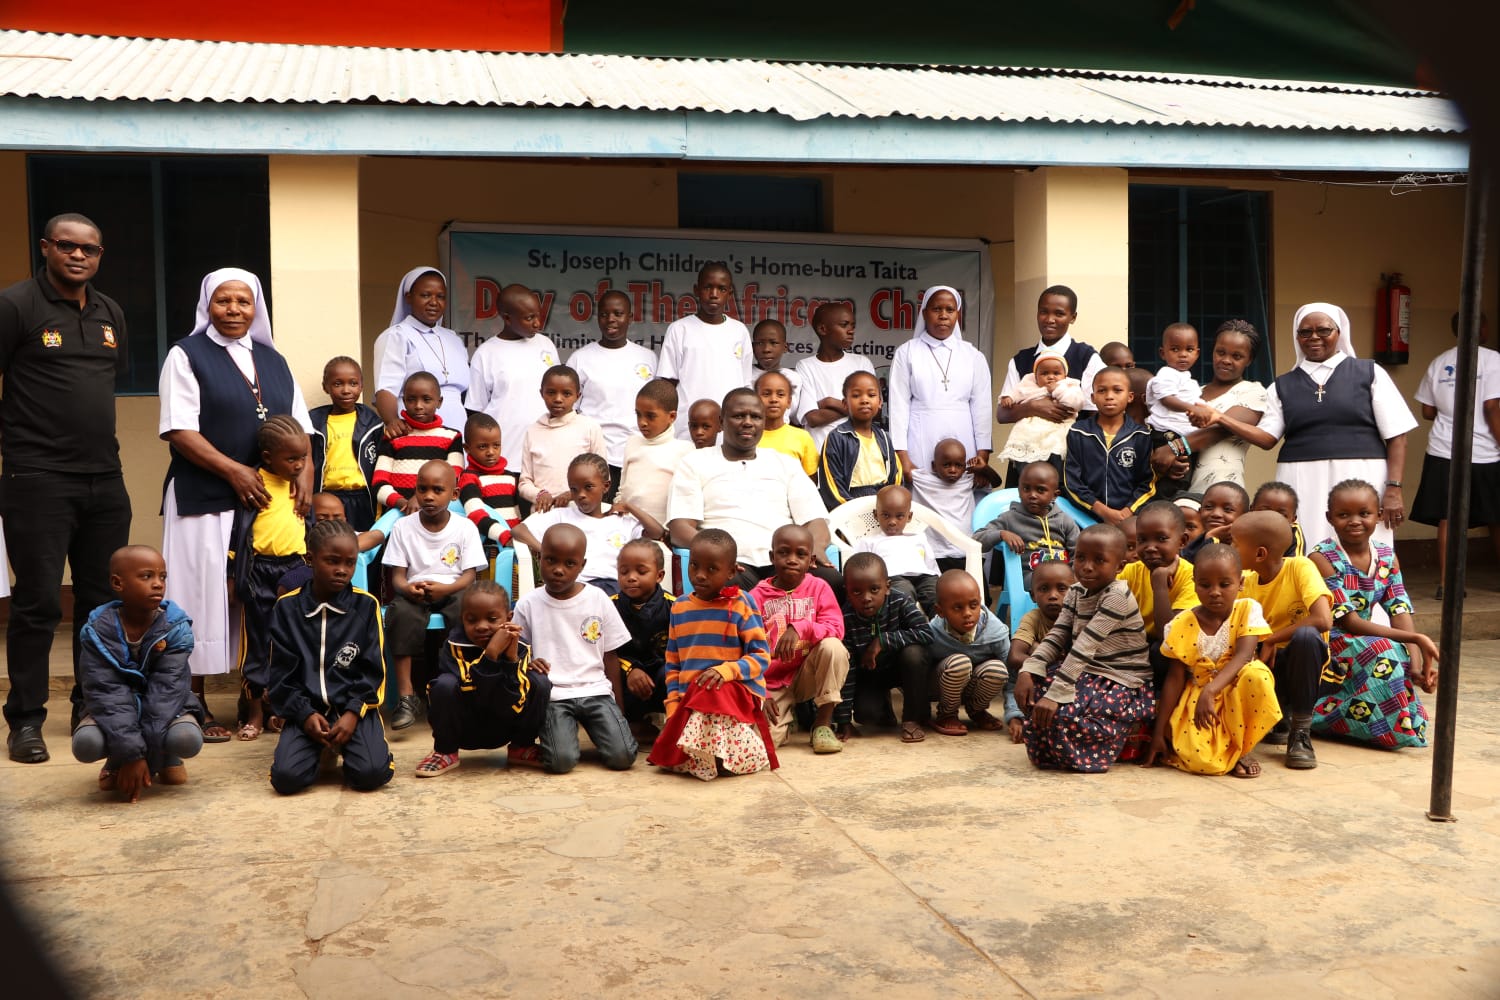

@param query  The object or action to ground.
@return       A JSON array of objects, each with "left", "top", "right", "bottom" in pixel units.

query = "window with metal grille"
[{"left": 678, "top": 173, "right": 824, "bottom": 232}]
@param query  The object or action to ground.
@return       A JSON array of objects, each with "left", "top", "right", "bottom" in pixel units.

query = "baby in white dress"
[{"left": 997, "top": 351, "right": 1088, "bottom": 465}]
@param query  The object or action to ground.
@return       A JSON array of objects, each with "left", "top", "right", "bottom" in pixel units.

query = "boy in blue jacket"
[
  {"left": 72, "top": 545, "right": 203, "bottom": 803},
  {"left": 1064, "top": 366, "right": 1158, "bottom": 526},
  {"left": 926, "top": 570, "right": 1013, "bottom": 735}
]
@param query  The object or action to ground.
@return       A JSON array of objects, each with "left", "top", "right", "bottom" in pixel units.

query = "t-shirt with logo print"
[
  {"left": 513, "top": 583, "right": 630, "bottom": 700},
  {"left": 381, "top": 511, "right": 486, "bottom": 586}
]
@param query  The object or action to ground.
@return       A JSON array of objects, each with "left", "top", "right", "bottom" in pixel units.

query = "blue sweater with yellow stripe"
[{"left": 267, "top": 585, "right": 386, "bottom": 727}]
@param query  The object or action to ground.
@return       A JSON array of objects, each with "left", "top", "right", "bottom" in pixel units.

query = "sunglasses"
[{"left": 45, "top": 238, "right": 104, "bottom": 258}]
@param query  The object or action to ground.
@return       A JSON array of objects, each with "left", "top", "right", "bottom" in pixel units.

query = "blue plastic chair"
[{"left": 972, "top": 489, "right": 1098, "bottom": 632}]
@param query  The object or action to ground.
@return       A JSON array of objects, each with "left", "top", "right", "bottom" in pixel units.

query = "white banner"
[{"left": 439, "top": 224, "right": 994, "bottom": 378}]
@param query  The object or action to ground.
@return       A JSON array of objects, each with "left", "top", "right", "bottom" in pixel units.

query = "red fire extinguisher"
[{"left": 1375, "top": 273, "right": 1412, "bottom": 365}]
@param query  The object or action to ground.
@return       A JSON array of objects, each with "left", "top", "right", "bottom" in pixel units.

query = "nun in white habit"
[
  {"left": 373, "top": 266, "right": 470, "bottom": 434},
  {"left": 888, "top": 285, "right": 993, "bottom": 478},
  {"left": 158, "top": 269, "right": 311, "bottom": 717},
  {"left": 1225, "top": 302, "right": 1416, "bottom": 549}
]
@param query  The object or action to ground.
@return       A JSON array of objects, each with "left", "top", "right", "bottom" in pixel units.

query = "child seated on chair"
[
  {"left": 853, "top": 484, "right": 940, "bottom": 615},
  {"left": 613, "top": 539, "right": 676, "bottom": 744},
  {"left": 926, "top": 569, "right": 1011, "bottom": 736},
  {"left": 381, "top": 460, "right": 486, "bottom": 731},
  {"left": 750, "top": 524, "right": 849, "bottom": 754},
  {"left": 837, "top": 552, "right": 935, "bottom": 744},
  {"left": 458, "top": 412, "right": 520, "bottom": 552},
  {"left": 1005, "top": 559, "right": 1076, "bottom": 743},
  {"left": 618, "top": 379, "right": 694, "bottom": 527},
  {"left": 648, "top": 528, "right": 778, "bottom": 780},
  {"left": 910, "top": 437, "right": 998, "bottom": 573},
  {"left": 414, "top": 579, "right": 552, "bottom": 778},
  {"left": 268, "top": 520, "right": 393, "bottom": 795},
  {"left": 73, "top": 545, "right": 202, "bottom": 803},
  {"left": 818, "top": 370, "right": 899, "bottom": 508},
  {"left": 973, "top": 460, "right": 1079, "bottom": 596},
  {"left": 511, "top": 453, "right": 666, "bottom": 595},
  {"left": 513, "top": 523, "right": 637, "bottom": 774},
  {"left": 1015, "top": 523, "right": 1154, "bottom": 772}
]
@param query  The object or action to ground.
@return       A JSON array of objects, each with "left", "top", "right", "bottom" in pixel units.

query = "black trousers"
[
  {"left": 836, "top": 643, "right": 931, "bottom": 727},
  {"left": 1272, "top": 626, "right": 1330, "bottom": 717},
  {"left": 428, "top": 669, "right": 552, "bottom": 754},
  {"left": 271, "top": 711, "right": 393, "bottom": 795},
  {"left": 621, "top": 662, "right": 668, "bottom": 722},
  {"left": 239, "top": 554, "right": 304, "bottom": 695},
  {"left": 2, "top": 469, "right": 131, "bottom": 730}
]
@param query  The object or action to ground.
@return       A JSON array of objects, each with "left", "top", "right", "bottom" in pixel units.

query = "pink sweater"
[
  {"left": 748, "top": 574, "right": 845, "bottom": 689},
  {"left": 517, "top": 410, "right": 608, "bottom": 502}
]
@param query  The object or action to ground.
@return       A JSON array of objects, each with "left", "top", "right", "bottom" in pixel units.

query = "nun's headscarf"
[
  {"left": 1291, "top": 302, "right": 1355, "bottom": 365},
  {"left": 390, "top": 266, "right": 446, "bottom": 327},
  {"left": 190, "top": 268, "right": 274, "bottom": 349},
  {"left": 913, "top": 285, "right": 964, "bottom": 343}
]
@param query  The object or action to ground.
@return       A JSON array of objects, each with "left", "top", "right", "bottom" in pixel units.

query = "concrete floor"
[{"left": 2, "top": 581, "right": 1499, "bottom": 999}]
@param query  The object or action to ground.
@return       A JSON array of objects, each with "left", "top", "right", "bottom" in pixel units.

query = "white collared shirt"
[{"left": 1256, "top": 352, "right": 1417, "bottom": 442}]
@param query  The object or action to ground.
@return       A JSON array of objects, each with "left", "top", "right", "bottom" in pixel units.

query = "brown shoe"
[{"left": 158, "top": 763, "right": 189, "bottom": 785}]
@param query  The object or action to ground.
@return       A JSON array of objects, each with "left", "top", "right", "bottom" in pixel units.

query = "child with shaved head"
[{"left": 853, "top": 484, "right": 941, "bottom": 615}]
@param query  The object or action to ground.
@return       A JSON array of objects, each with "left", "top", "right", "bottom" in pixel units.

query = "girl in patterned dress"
[
  {"left": 1143, "top": 544, "right": 1281, "bottom": 777},
  {"left": 648, "top": 529, "right": 778, "bottom": 780},
  {"left": 1308, "top": 480, "right": 1439, "bottom": 748}
]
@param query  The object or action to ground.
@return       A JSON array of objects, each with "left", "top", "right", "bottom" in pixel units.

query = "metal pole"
[{"left": 1428, "top": 141, "right": 1488, "bottom": 822}]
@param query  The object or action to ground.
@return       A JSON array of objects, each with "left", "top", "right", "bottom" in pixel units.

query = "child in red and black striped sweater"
[
  {"left": 458, "top": 412, "right": 520, "bottom": 549},
  {"left": 371, "top": 371, "right": 464, "bottom": 514}
]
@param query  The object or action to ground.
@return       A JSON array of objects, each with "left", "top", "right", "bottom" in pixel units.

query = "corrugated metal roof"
[{"left": 0, "top": 30, "right": 1466, "bottom": 133}]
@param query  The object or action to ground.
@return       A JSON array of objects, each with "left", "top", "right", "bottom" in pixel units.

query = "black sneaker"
[
  {"left": 390, "top": 694, "right": 421, "bottom": 731},
  {"left": 1285, "top": 728, "right": 1317, "bottom": 770},
  {"left": 1263, "top": 719, "right": 1290, "bottom": 746},
  {"left": 7, "top": 724, "right": 49, "bottom": 764}
]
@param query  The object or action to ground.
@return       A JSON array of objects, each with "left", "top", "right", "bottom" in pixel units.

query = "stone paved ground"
[{"left": 1, "top": 587, "right": 1497, "bottom": 998}]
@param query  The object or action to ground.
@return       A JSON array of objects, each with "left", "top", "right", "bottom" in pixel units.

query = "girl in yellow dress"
[{"left": 1142, "top": 544, "right": 1282, "bottom": 777}]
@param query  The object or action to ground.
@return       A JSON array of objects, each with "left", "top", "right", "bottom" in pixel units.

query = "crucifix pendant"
[
  {"left": 1314, "top": 384, "right": 1326, "bottom": 403},
  {"left": 941, "top": 376, "right": 950, "bottom": 389},
  {"left": 255, "top": 402, "right": 269, "bottom": 420}
]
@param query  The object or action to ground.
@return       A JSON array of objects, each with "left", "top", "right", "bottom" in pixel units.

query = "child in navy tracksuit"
[
  {"left": 72, "top": 545, "right": 203, "bottom": 802},
  {"left": 415, "top": 580, "right": 552, "bottom": 777},
  {"left": 612, "top": 539, "right": 676, "bottom": 737},
  {"left": 1063, "top": 366, "right": 1158, "bottom": 525},
  {"left": 309, "top": 356, "right": 382, "bottom": 531},
  {"left": 268, "top": 520, "right": 393, "bottom": 795}
]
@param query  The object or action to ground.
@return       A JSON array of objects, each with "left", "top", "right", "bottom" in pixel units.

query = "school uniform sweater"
[
  {"left": 611, "top": 585, "right": 675, "bottom": 677},
  {"left": 818, "top": 422, "right": 901, "bottom": 507},
  {"left": 266, "top": 584, "right": 386, "bottom": 726},
  {"left": 663, "top": 589, "right": 770, "bottom": 715},
  {"left": 1063, "top": 413, "right": 1158, "bottom": 512},
  {"left": 458, "top": 458, "right": 521, "bottom": 546},
  {"left": 371, "top": 413, "right": 464, "bottom": 509},
  {"left": 840, "top": 589, "right": 933, "bottom": 657},
  {"left": 1020, "top": 579, "right": 1150, "bottom": 703},
  {"left": 310, "top": 403, "right": 382, "bottom": 498},
  {"left": 77, "top": 599, "right": 198, "bottom": 772},
  {"left": 434, "top": 629, "right": 539, "bottom": 710}
]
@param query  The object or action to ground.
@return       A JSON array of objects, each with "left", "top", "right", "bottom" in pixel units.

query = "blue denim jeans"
[{"left": 539, "top": 695, "right": 637, "bottom": 774}]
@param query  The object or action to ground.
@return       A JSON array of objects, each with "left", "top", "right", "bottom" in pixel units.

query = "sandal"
[
  {"left": 414, "top": 751, "right": 460, "bottom": 777},
  {"left": 236, "top": 722, "right": 261, "bottom": 742},
  {"left": 900, "top": 721, "right": 926, "bottom": 743},
  {"left": 968, "top": 709, "right": 1006, "bottom": 732},
  {"left": 506, "top": 743, "right": 544, "bottom": 768},
  {"left": 201, "top": 716, "right": 232, "bottom": 743},
  {"left": 809, "top": 725, "right": 843, "bottom": 754},
  {"left": 1231, "top": 755, "right": 1262, "bottom": 779},
  {"left": 933, "top": 716, "right": 968, "bottom": 737}
]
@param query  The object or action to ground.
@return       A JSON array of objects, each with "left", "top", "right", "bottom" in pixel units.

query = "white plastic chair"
[
  {"left": 513, "top": 508, "right": 673, "bottom": 599},
  {"left": 827, "top": 495, "right": 984, "bottom": 595}
]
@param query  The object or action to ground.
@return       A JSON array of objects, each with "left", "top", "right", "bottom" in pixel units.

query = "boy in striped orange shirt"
[{"left": 648, "top": 528, "right": 778, "bottom": 780}]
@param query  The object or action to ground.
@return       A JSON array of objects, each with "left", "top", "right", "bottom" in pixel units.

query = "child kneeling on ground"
[
  {"left": 415, "top": 580, "right": 553, "bottom": 777},
  {"left": 512, "top": 523, "right": 637, "bottom": 773},
  {"left": 750, "top": 523, "right": 849, "bottom": 754},
  {"left": 268, "top": 520, "right": 394, "bottom": 795},
  {"left": 73, "top": 545, "right": 202, "bottom": 803},
  {"left": 1015, "top": 523, "right": 1155, "bottom": 772},
  {"left": 649, "top": 528, "right": 779, "bottom": 779}
]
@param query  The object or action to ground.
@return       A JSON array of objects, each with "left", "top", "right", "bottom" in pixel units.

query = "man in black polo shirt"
[{"left": 0, "top": 213, "right": 132, "bottom": 763}]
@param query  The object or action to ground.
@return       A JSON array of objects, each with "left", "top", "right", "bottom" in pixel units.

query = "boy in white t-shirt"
[
  {"left": 382, "top": 461, "right": 487, "bottom": 730},
  {"left": 618, "top": 378, "right": 695, "bottom": 526},
  {"left": 571, "top": 289, "right": 658, "bottom": 494},
  {"left": 1146, "top": 322, "right": 1213, "bottom": 439},
  {"left": 657, "top": 262, "right": 752, "bottom": 440},
  {"left": 511, "top": 523, "right": 637, "bottom": 774},
  {"left": 795, "top": 301, "right": 877, "bottom": 451},
  {"left": 465, "top": 284, "right": 561, "bottom": 469},
  {"left": 853, "top": 485, "right": 941, "bottom": 614}
]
